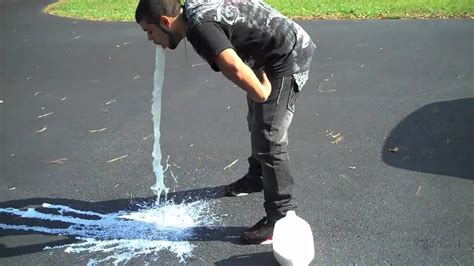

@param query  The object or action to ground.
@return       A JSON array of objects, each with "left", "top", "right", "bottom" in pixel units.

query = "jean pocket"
[{"left": 286, "top": 80, "right": 299, "bottom": 113}]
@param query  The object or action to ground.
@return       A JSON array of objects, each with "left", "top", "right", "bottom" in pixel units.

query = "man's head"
[{"left": 135, "top": 0, "right": 185, "bottom": 49}]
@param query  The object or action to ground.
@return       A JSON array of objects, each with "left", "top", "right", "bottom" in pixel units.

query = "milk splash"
[
  {"left": 0, "top": 200, "right": 219, "bottom": 264},
  {"left": 0, "top": 47, "right": 220, "bottom": 264},
  {"left": 151, "top": 47, "right": 170, "bottom": 199}
]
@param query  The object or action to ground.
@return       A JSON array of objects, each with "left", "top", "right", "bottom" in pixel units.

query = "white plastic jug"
[{"left": 273, "top": 211, "right": 315, "bottom": 266}]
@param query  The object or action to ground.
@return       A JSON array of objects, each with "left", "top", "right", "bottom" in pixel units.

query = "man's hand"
[
  {"left": 214, "top": 49, "right": 271, "bottom": 102},
  {"left": 259, "top": 72, "right": 271, "bottom": 101}
]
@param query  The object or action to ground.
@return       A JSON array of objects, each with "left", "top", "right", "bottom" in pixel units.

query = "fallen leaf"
[
  {"left": 107, "top": 155, "right": 128, "bottom": 163},
  {"left": 88, "top": 128, "right": 107, "bottom": 133},
  {"left": 36, "top": 126, "right": 47, "bottom": 133},
  {"left": 416, "top": 186, "right": 422, "bottom": 196},
  {"left": 38, "top": 112, "right": 54, "bottom": 119},
  {"left": 105, "top": 99, "right": 117, "bottom": 105},
  {"left": 330, "top": 137, "right": 344, "bottom": 144},
  {"left": 48, "top": 158, "right": 67, "bottom": 165},
  {"left": 327, "top": 131, "right": 344, "bottom": 144},
  {"left": 223, "top": 159, "right": 239, "bottom": 171},
  {"left": 389, "top": 147, "right": 400, "bottom": 153}
]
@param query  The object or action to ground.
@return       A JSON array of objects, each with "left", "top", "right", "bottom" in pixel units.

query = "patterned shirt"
[{"left": 184, "top": 0, "right": 315, "bottom": 90}]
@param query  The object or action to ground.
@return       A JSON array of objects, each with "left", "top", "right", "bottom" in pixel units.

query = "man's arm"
[{"left": 214, "top": 49, "right": 271, "bottom": 103}]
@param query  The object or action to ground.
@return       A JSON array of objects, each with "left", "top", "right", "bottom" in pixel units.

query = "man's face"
[{"left": 139, "top": 20, "right": 180, "bottom": 50}]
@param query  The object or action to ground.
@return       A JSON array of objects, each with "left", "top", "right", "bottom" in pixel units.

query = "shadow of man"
[{"left": 382, "top": 98, "right": 473, "bottom": 179}]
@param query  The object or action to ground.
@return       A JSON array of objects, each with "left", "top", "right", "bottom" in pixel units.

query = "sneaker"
[
  {"left": 225, "top": 174, "right": 263, "bottom": 197},
  {"left": 240, "top": 217, "right": 276, "bottom": 245}
]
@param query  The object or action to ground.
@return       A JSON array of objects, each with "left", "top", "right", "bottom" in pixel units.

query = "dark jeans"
[{"left": 247, "top": 75, "right": 300, "bottom": 221}]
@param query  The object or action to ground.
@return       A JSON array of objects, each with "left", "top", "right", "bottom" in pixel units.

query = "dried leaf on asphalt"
[
  {"left": 36, "top": 126, "right": 47, "bottom": 133},
  {"left": 331, "top": 137, "right": 344, "bottom": 144},
  {"left": 327, "top": 130, "right": 344, "bottom": 144},
  {"left": 389, "top": 147, "right": 400, "bottom": 153},
  {"left": 416, "top": 186, "right": 422, "bottom": 197},
  {"left": 105, "top": 99, "right": 117, "bottom": 105},
  {"left": 48, "top": 158, "right": 67, "bottom": 165},
  {"left": 107, "top": 155, "right": 128, "bottom": 163},
  {"left": 38, "top": 112, "right": 54, "bottom": 119},
  {"left": 89, "top": 128, "right": 107, "bottom": 133},
  {"left": 142, "top": 135, "right": 152, "bottom": 140},
  {"left": 223, "top": 159, "right": 239, "bottom": 170}
]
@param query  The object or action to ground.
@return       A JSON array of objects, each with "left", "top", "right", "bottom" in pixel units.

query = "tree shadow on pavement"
[
  {"left": 0, "top": 185, "right": 246, "bottom": 258},
  {"left": 215, "top": 252, "right": 279, "bottom": 266},
  {"left": 382, "top": 98, "right": 473, "bottom": 179}
]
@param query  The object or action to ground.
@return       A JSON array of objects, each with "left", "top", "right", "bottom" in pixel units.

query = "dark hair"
[{"left": 135, "top": 0, "right": 182, "bottom": 25}]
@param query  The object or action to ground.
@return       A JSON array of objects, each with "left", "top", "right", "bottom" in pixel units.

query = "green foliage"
[
  {"left": 44, "top": 0, "right": 474, "bottom": 21},
  {"left": 45, "top": 0, "right": 139, "bottom": 21}
]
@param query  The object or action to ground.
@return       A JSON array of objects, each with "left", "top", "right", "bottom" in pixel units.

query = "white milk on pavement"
[
  {"left": 0, "top": 47, "right": 222, "bottom": 264},
  {"left": 0, "top": 201, "right": 218, "bottom": 264}
]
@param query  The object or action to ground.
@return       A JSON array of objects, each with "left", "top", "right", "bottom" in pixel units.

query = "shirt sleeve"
[{"left": 187, "top": 22, "right": 234, "bottom": 72}]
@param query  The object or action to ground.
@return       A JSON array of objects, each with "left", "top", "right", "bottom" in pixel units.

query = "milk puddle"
[
  {"left": 0, "top": 200, "right": 220, "bottom": 264},
  {"left": 0, "top": 48, "right": 220, "bottom": 264}
]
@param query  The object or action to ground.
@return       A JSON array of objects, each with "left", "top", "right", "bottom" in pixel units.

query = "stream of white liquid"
[
  {"left": 150, "top": 47, "right": 170, "bottom": 200},
  {"left": 0, "top": 47, "right": 221, "bottom": 264}
]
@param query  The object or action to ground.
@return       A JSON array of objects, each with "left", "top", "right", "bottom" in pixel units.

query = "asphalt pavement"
[{"left": 1, "top": 0, "right": 473, "bottom": 265}]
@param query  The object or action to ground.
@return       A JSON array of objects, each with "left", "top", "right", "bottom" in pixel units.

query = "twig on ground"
[
  {"left": 48, "top": 158, "right": 68, "bottom": 165},
  {"left": 107, "top": 155, "right": 128, "bottom": 163},
  {"left": 223, "top": 159, "right": 239, "bottom": 171},
  {"left": 89, "top": 128, "right": 107, "bottom": 133}
]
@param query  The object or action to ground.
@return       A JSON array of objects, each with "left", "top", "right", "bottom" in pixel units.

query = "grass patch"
[
  {"left": 45, "top": 0, "right": 138, "bottom": 21},
  {"left": 274, "top": 0, "right": 474, "bottom": 19},
  {"left": 45, "top": 0, "right": 474, "bottom": 21}
]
